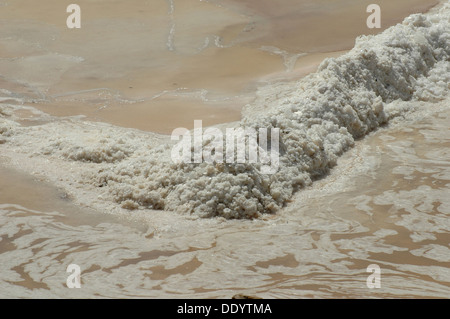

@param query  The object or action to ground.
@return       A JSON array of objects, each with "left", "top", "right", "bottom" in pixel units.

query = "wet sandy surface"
[
  {"left": 1, "top": 103, "right": 449, "bottom": 298},
  {"left": 0, "top": 0, "right": 447, "bottom": 298},
  {"left": 0, "top": 0, "right": 438, "bottom": 133}
]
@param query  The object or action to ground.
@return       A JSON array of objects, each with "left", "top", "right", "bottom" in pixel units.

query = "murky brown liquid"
[
  {"left": 1, "top": 0, "right": 448, "bottom": 298},
  {"left": 1, "top": 104, "right": 449, "bottom": 298},
  {"left": 0, "top": 0, "right": 438, "bottom": 133}
]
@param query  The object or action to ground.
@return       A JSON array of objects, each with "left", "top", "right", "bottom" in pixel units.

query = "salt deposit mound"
[
  {"left": 1, "top": 4, "right": 449, "bottom": 219},
  {"left": 105, "top": 5, "right": 449, "bottom": 218}
]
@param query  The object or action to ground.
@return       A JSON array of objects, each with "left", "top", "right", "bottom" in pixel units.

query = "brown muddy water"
[
  {"left": 0, "top": 0, "right": 438, "bottom": 133},
  {"left": 0, "top": 102, "right": 448, "bottom": 298},
  {"left": 0, "top": 0, "right": 448, "bottom": 298}
]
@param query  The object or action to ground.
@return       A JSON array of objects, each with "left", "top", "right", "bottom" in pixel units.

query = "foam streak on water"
[
  {"left": 0, "top": 4, "right": 449, "bottom": 218},
  {"left": 0, "top": 1, "right": 449, "bottom": 298},
  {"left": 0, "top": 102, "right": 449, "bottom": 298},
  {"left": 58, "top": 3, "right": 448, "bottom": 219}
]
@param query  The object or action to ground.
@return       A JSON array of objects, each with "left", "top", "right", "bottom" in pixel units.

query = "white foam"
[
  {"left": 112, "top": 4, "right": 449, "bottom": 218},
  {"left": 1, "top": 3, "right": 449, "bottom": 219}
]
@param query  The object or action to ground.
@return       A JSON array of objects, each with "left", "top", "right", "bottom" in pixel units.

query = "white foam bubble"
[{"left": 1, "top": 3, "right": 449, "bottom": 219}]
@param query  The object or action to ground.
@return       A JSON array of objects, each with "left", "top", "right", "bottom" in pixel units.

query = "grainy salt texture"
[
  {"left": 106, "top": 4, "right": 450, "bottom": 218},
  {"left": 0, "top": 3, "right": 449, "bottom": 219}
]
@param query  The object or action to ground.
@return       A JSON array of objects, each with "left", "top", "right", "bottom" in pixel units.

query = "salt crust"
[{"left": 0, "top": 4, "right": 449, "bottom": 218}]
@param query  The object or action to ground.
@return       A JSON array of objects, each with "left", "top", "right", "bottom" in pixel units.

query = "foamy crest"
[
  {"left": 107, "top": 5, "right": 449, "bottom": 218},
  {"left": 0, "top": 4, "right": 449, "bottom": 219}
]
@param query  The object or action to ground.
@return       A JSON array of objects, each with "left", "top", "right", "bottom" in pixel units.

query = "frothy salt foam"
[{"left": 1, "top": 3, "right": 449, "bottom": 219}]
